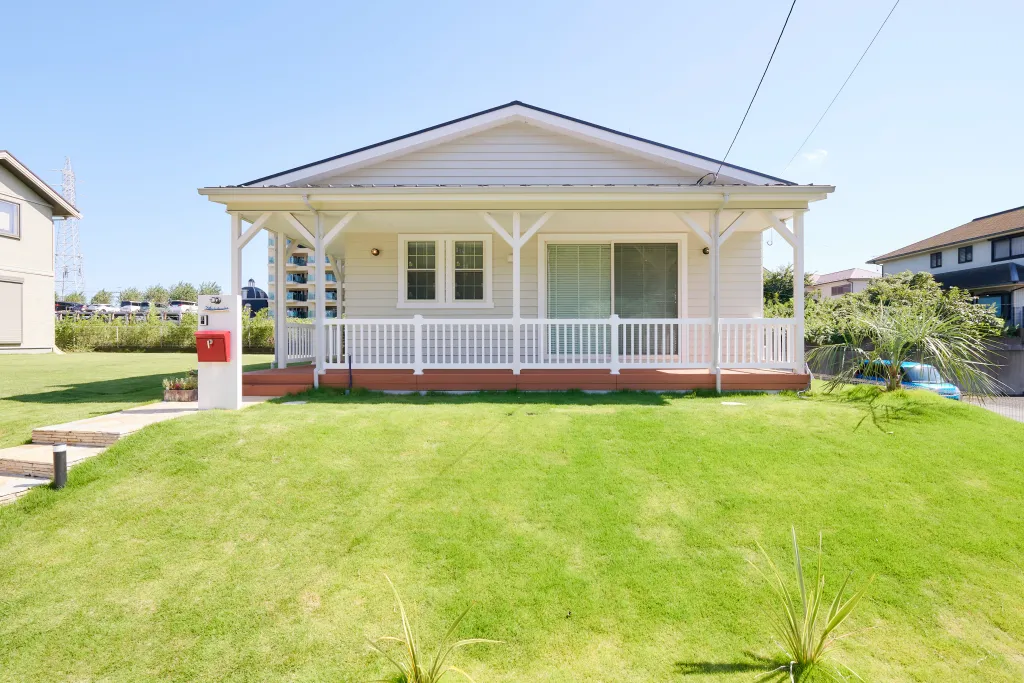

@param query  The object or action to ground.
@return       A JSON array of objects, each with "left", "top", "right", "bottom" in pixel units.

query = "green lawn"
[
  {"left": 0, "top": 364, "right": 1022, "bottom": 681},
  {"left": 0, "top": 352, "right": 273, "bottom": 448}
]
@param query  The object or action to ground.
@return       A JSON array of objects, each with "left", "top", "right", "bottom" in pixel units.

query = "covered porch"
[{"left": 202, "top": 192, "right": 820, "bottom": 394}]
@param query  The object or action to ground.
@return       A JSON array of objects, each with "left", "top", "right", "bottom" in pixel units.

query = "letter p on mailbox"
[{"left": 195, "top": 330, "right": 231, "bottom": 363}]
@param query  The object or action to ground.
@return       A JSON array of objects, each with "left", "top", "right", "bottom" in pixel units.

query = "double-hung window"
[
  {"left": 405, "top": 241, "right": 437, "bottom": 301},
  {"left": 399, "top": 235, "right": 492, "bottom": 307}
]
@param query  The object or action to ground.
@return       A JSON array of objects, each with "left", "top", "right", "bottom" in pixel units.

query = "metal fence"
[{"left": 964, "top": 396, "right": 1024, "bottom": 423}]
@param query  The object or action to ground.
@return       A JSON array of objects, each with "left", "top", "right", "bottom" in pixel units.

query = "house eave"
[
  {"left": 0, "top": 151, "right": 81, "bottom": 218},
  {"left": 199, "top": 184, "right": 833, "bottom": 212},
  {"left": 868, "top": 227, "right": 1024, "bottom": 265}
]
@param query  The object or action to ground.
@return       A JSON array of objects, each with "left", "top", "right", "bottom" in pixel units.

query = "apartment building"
[{"left": 266, "top": 235, "right": 340, "bottom": 319}]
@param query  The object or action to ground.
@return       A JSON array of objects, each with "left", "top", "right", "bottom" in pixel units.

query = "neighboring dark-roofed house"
[
  {"left": 868, "top": 206, "right": 1024, "bottom": 321},
  {"left": 809, "top": 267, "right": 880, "bottom": 299}
]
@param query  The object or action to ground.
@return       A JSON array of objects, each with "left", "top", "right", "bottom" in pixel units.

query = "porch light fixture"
[
  {"left": 370, "top": 248, "right": 380, "bottom": 256},
  {"left": 702, "top": 246, "right": 710, "bottom": 255}
]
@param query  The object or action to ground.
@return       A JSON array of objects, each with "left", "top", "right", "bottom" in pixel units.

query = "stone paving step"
[
  {"left": 0, "top": 444, "right": 105, "bottom": 478},
  {"left": 2, "top": 398, "right": 267, "bottom": 506},
  {"left": 31, "top": 402, "right": 201, "bottom": 446},
  {"left": 0, "top": 473, "right": 48, "bottom": 505}
]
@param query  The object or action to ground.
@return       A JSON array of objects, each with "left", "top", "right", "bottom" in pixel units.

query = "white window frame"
[
  {"left": 0, "top": 199, "right": 20, "bottom": 240},
  {"left": 397, "top": 234, "right": 493, "bottom": 308},
  {"left": 537, "top": 234, "right": 688, "bottom": 319}
]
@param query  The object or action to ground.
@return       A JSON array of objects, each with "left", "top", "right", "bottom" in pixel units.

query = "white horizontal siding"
[
  {"left": 343, "top": 215, "right": 763, "bottom": 320},
  {"left": 325, "top": 122, "right": 701, "bottom": 186},
  {"left": 343, "top": 231, "right": 537, "bottom": 318},
  {"left": 686, "top": 230, "right": 762, "bottom": 318}
]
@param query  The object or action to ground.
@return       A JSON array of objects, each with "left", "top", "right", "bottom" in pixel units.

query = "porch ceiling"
[{"left": 239, "top": 207, "right": 797, "bottom": 244}]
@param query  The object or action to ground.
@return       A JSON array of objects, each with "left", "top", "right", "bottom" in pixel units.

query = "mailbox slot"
[{"left": 195, "top": 330, "right": 231, "bottom": 363}]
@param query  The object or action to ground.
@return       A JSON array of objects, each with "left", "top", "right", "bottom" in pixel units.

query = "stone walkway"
[{"left": 0, "top": 398, "right": 266, "bottom": 505}]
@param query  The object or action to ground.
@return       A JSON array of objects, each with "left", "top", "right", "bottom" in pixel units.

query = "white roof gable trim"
[{"left": 241, "top": 102, "right": 794, "bottom": 189}]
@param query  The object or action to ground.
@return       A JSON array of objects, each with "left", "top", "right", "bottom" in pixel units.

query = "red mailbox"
[{"left": 195, "top": 330, "right": 231, "bottom": 362}]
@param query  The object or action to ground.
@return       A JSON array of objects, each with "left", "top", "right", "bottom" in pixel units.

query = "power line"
[
  {"left": 783, "top": 0, "right": 901, "bottom": 170},
  {"left": 712, "top": 0, "right": 798, "bottom": 182}
]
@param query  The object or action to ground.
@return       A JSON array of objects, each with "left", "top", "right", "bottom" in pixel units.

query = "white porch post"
[
  {"left": 711, "top": 210, "right": 722, "bottom": 393},
  {"left": 512, "top": 211, "right": 521, "bottom": 375},
  {"left": 274, "top": 230, "right": 287, "bottom": 369},
  {"left": 314, "top": 212, "right": 325, "bottom": 381},
  {"left": 230, "top": 212, "right": 242, "bottom": 296},
  {"left": 793, "top": 210, "right": 806, "bottom": 372}
]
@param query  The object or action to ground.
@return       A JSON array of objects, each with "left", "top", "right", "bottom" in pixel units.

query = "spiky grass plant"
[
  {"left": 368, "top": 576, "right": 501, "bottom": 683},
  {"left": 751, "top": 528, "right": 874, "bottom": 682}
]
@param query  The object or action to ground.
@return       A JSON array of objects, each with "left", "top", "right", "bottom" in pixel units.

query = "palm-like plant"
[
  {"left": 808, "top": 299, "right": 1002, "bottom": 396},
  {"left": 751, "top": 528, "right": 874, "bottom": 682},
  {"left": 368, "top": 576, "right": 501, "bottom": 683}
]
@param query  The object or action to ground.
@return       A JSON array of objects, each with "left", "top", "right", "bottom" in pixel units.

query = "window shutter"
[
  {"left": 0, "top": 281, "right": 23, "bottom": 345},
  {"left": 546, "top": 244, "right": 611, "bottom": 319}
]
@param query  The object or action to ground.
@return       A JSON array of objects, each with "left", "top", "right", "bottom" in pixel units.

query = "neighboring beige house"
[
  {"left": 0, "top": 151, "right": 80, "bottom": 353},
  {"left": 809, "top": 267, "right": 880, "bottom": 299},
  {"left": 868, "top": 206, "right": 1024, "bottom": 321},
  {"left": 200, "top": 101, "right": 833, "bottom": 393}
]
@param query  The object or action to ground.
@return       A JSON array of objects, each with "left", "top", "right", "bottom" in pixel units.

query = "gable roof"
[
  {"left": 240, "top": 101, "right": 796, "bottom": 188},
  {"left": 869, "top": 206, "right": 1024, "bottom": 264},
  {"left": 0, "top": 151, "right": 80, "bottom": 218},
  {"left": 811, "top": 268, "right": 881, "bottom": 285}
]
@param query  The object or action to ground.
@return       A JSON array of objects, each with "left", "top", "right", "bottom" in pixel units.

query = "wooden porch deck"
[{"left": 243, "top": 366, "right": 810, "bottom": 397}]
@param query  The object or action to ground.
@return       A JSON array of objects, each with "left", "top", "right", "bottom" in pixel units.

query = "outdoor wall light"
[
  {"left": 702, "top": 246, "right": 710, "bottom": 255},
  {"left": 370, "top": 248, "right": 380, "bottom": 256}
]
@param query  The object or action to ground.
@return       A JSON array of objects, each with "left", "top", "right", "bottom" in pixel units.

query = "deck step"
[
  {"left": 242, "top": 368, "right": 810, "bottom": 394},
  {"left": 243, "top": 383, "right": 313, "bottom": 397}
]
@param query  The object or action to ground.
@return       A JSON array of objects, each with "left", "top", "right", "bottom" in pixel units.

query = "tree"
[
  {"left": 63, "top": 291, "right": 86, "bottom": 304},
  {"left": 91, "top": 289, "right": 113, "bottom": 305},
  {"left": 199, "top": 281, "right": 222, "bottom": 295},
  {"left": 168, "top": 281, "right": 198, "bottom": 302},
  {"left": 143, "top": 285, "right": 169, "bottom": 304},
  {"left": 763, "top": 264, "right": 815, "bottom": 305},
  {"left": 809, "top": 271, "right": 1005, "bottom": 395},
  {"left": 119, "top": 287, "right": 143, "bottom": 301}
]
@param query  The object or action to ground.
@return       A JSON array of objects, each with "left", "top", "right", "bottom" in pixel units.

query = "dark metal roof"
[
  {"left": 932, "top": 263, "right": 1022, "bottom": 290},
  {"left": 240, "top": 101, "right": 795, "bottom": 187}
]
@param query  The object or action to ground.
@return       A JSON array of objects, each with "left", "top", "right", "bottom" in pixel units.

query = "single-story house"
[
  {"left": 0, "top": 152, "right": 80, "bottom": 353},
  {"left": 868, "top": 206, "right": 1024, "bottom": 321},
  {"left": 199, "top": 101, "right": 833, "bottom": 393},
  {"left": 809, "top": 267, "right": 880, "bottom": 299}
]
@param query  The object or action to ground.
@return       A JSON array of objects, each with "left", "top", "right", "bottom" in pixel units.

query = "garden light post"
[{"left": 52, "top": 443, "right": 67, "bottom": 489}]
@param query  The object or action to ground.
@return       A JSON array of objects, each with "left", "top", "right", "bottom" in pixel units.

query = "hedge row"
[{"left": 55, "top": 309, "right": 278, "bottom": 352}]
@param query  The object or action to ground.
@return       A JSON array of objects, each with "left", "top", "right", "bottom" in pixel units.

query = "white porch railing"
[
  {"left": 718, "top": 318, "right": 796, "bottom": 369},
  {"left": 304, "top": 316, "right": 799, "bottom": 372},
  {"left": 286, "top": 322, "right": 315, "bottom": 362}
]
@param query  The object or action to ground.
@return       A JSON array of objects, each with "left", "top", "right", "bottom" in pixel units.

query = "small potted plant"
[{"left": 163, "top": 369, "right": 198, "bottom": 402}]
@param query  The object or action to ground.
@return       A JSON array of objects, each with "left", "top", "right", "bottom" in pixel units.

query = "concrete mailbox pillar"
[{"left": 196, "top": 294, "right": 242, "bottom": 410}]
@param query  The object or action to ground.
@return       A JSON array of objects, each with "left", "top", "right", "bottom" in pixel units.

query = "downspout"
[{"left": 302, "top": 195, "right": 321, "bottom": 390}]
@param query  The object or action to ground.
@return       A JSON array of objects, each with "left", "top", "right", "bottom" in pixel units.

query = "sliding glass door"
[
  {"left": 613, "top": 244, "right": 678, "bottom": 318},
  {"left": 545, "top": 242, "right": 679, "bottom": 356}
]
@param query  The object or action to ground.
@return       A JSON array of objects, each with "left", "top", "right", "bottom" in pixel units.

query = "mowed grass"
[
  {"left": 1, "top": 383, "right": 1023, "bottom": 681},
  {"left": 0, "top": 352, "right": 272, "bottom": 447}
]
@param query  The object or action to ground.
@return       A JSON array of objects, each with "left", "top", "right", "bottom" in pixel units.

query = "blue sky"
[{"left": 5, "top": 1, "right": 1022, "bottom": 298}]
